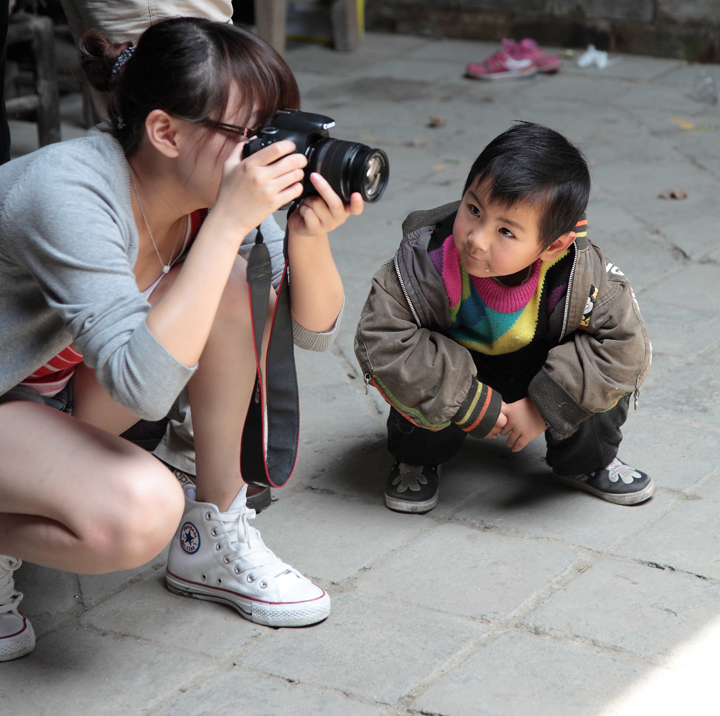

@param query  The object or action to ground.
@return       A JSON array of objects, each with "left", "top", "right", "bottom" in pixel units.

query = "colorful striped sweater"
[{"left": 426, "top": 218, "right": 585, "bottom": 402}]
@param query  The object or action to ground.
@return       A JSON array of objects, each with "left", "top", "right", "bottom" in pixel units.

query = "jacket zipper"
[
  {"left": 394, "top": 255, "right": 422, "bottom": 327},
  {"left": 560, "top": 243, "right": 578, "bottom": 340}
]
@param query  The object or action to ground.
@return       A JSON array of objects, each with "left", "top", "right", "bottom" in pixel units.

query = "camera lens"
[
  {"left": 312, "top": 140, "right": 389, "bottom": 203},
  {"left": 363, "top": 153, "right": 387, "bottom": 200}
]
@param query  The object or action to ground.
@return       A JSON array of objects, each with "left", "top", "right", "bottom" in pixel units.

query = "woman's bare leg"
[
  {"left": 185, "top": 257, "right": 274, "bottom": 511},
  {"left": 0, "top": 401, "right": 184, "bottom": 574},
  {"left": 67, "top": 255, "right": 271, "bottom": 519}
]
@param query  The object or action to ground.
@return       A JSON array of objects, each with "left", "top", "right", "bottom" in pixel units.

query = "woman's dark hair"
[
  {"left": 462, "top": 122, "right": 591, "bottom": 249},
  {"left": 79, "top": 17, "right": 300, "bottom": 156}
]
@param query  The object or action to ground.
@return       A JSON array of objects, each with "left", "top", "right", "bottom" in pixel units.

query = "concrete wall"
[{"left": 365, "top": 0, "right": 720, "bottom": 61}]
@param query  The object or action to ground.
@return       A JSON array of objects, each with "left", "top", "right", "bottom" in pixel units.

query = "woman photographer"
[{"left": 0, "top": 17, "right": 361, "bottom": 661}]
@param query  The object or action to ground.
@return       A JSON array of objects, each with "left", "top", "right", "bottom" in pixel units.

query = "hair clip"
[{"left": 111, "top": 46, "right": 135, "bottom": 77}]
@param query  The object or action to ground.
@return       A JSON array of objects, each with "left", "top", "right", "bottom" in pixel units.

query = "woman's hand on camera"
[
  {"left": 288, "top": 172, "right": 363, "bottom": 240},
  {"left": 213, "top": 140, "right": 306, "bottom": 236}
]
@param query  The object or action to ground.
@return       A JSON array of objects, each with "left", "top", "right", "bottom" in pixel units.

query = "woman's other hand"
[{"left": 287, "top": 172, "right": 364, "bottom": 240}]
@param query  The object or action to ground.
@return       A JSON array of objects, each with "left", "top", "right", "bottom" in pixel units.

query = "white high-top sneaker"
[
  {"left": 0, "top": 556, "right": 36, "bottom": 662},
  {"left": 166, "top": 485, "right": 330, "bottom": 627}
]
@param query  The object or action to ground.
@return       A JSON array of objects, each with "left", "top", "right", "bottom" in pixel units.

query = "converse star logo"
[{"left": 180, "top": 522, "right": 201, "bottom": 554}]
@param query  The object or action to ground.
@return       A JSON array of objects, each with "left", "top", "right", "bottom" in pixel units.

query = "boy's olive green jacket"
[{"left": 354, "top": 202, "right": 652, "bottom": 441}]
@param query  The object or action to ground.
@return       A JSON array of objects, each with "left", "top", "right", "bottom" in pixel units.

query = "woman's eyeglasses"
[{"left": 199, "top": 119, "right": 262, "bottom": 139}]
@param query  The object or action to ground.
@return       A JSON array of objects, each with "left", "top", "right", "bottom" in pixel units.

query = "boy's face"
[{"left": 452, "top": 181, "right": 560, "bottom": 282}]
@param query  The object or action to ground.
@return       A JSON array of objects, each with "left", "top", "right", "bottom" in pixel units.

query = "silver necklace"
[{"left": 130, "top": 167, "right": 185, "bottom": 274}]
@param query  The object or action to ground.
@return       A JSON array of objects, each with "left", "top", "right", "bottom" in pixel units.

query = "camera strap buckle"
[{"left": 241, "top": 221, "right": 300, "bottom": 488}]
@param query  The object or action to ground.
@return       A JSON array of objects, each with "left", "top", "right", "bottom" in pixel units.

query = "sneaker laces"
[
  {"left": 213, "top": 504, "right": 295, "bottom": 584},
  {"left": 604, "top": 458, "right": 643, "bottom": 484},
  {"left": 0, "top": 556, "right": 22, "bottom": 615}
]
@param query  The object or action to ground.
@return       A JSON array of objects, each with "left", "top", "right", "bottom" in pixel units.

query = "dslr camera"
[{"left": 242, "top": 109, "right": 389, "bottom": 204}]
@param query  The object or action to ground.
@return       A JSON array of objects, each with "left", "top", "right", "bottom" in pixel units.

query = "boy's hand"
[
  {"left": 288, "top": 172, "right": 363, "bottom": 239},
  {"left": 485, "top": 410, "right": 508, "bottom": 439},
  {"left": 499, "top": 397, "right": 546, "bottom": 452}
]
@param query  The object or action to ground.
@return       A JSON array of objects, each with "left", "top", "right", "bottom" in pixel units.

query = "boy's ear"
[
  {"left": 144, "top": 109, "right": 182, "bottom": 158},
  {"left": 539, "top": 231, "right": 576, "bottom": 262}
]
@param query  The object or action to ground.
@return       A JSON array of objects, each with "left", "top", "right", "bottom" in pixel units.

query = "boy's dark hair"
[{"left": 462, "top": 122, "right": 590, "bottom": 250}]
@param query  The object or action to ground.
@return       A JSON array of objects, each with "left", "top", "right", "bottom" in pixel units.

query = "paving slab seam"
[
  {"left": 665, "top": 138, "right": 720, "bottom": 184},
  {"left": 324, "top": 521, "right": 448, "bottom": 589},
  {"left": 499, "top": 553, "right": 605, "bottom": 623},
  {"left": 642, "top": 358, "right": 720, "bottom": 390},
  {"left": 378, "top": 627, "right": 512, "bottom": 710},
  {"left": 684, "top": 465, "right": 720, "bottom": 496},
  {"left": 676, "top": 333, "right": 720, "bottom": 362},
  {"left": 390, "top": 616, "right": 657, "bottom": 712},
  {"left": 143, "top": 665, "right": 240, "bottom": 716},
  {"left": 226, "top": 664, "right": 405, "bottom": 713},
  {"left": 30, "top": 609, "right": 83, "bottom": 642},
  {"left": 329, "top": 341, "right": 362, "bottom": 381},
  {"left": 626, "top": 558, "right": 713, "bottom": 582},
  {"left": 74, "top": 620, "right": 225, "bottom": 664},
  {"left": 396, "top": 623, "right": 665, "bottom": 714},
  {"left": 610, "top": 103, "right": 720, "bottom": 184},
  {"left": 633, "top": 264, "right": 696, "bottom": 296},
  {"left": 635, "top": 412, "right": 720, "bottom": 435},
  {"left": 298, "top": 482, "right": 391, "bottom": 511},
  {"left": 76, "top": 561, "right": 168, "bottom": 615},
  {"left": 595, "top": 492, "right": 687, "bottom": 554},
  {"left": 510, "top": 622, "right": 665, "bottom": 666},
  {"left": 299, "top": 429, "right": 385, "bottom": 450},
  {"left": 26, "top": 573, "right": 85, "bottom": 641},
  {"left": 143, "top": 663, "right": 386, "bottom": 716},
  {"left": 448, "top": 511, "right": 663, "bottom": 555}
]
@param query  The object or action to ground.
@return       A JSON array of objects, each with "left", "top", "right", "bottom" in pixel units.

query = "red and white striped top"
[{"left": 18, "top": 209, "right": 207, "bottom": 397}]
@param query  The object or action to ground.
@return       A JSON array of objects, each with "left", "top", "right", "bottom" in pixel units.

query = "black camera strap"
[{"left": 241, "top": 214, "right": 300, "bottom": 488}]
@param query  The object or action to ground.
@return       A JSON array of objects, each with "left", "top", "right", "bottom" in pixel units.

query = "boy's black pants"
[{"left": 387, "top": 393, "right": 631, "bottom": 476}]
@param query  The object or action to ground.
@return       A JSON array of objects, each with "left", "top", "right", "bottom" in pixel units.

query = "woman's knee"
[
  {"left": 83, "top": 456, "right": 185, "bottom": 572},
  {"left": 213, "top": 256, "right": 275, "bottom": 327}
]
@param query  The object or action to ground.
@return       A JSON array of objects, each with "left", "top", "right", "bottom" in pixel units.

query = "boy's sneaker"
[
  {"left": 166, "top": 484, "right": 330, "bottom": 627},
  {"left": 553, "top": 458, "right": 655, "bottom": 505},
  {"left": 465, "top": 42, "right": 537, "bottom": 80},
  {"left": 0, "top": 556, "right": 36, "bottom": 662},
  {"left": 385, "top": 461, "right": 440, "bottom": 513},
  {"left": 506, "top": 38, "right": 562, "bottom": 74}
]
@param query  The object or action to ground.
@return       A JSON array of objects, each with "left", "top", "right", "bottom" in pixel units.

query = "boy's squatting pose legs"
[{"left": 356, "top": 122, "right": 654, "bottom": 514}]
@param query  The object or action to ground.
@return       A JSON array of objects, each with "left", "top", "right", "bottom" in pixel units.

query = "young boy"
[{"left": 355, "top": 122, "right": 653, "bottom": 513}]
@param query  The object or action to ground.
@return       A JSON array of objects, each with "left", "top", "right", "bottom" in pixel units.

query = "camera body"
[{"left": 242, "top": 109, "right": 389, "bottom": 204}]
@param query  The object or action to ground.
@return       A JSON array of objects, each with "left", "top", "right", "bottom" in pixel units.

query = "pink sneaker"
[
  {"left": 507, "top": 38, "right": 562, "bottom": 74},
  {"left": 465, "top": 42, "right": 537, "bottom": 81}
]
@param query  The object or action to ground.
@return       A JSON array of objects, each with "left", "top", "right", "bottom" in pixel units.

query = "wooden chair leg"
[
  {"left": 30, "top": 15, "right": 61, "bottom": 146},
  {"left": 331, "top": 0, "right": 361, "bottom": 52},
  {"left": 5, "top": 14, "right": 61, "bottom": 147},
  {"left": 255, "top": 0, "right": 287, "bottom": 55}
]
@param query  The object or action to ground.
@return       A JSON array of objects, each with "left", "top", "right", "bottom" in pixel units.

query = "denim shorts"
[{"left": 0, "top": 379, "right": 74, "bottom": 414}]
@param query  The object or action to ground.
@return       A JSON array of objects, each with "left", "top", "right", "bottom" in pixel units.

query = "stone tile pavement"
[{"left": 4, "top": 32, "right": 720, "bottom": 716}]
